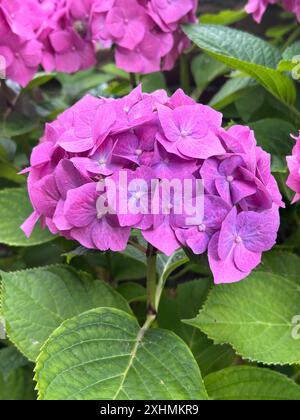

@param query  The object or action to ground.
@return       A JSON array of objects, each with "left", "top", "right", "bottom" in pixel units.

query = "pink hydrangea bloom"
[
  {"left": 0, "top": 0, "right": 198, "bottom": 85},
  {"left": 0, "top": 5, "right": 42, "bottom": 87},
  {"left": 245, "top": 0, "right": 300, "bottom": 22},
  {"left": 287, "top": 133, "right": 300, "bottom": 204},
  {"left": 22, "top": 86, "right": 282, "bottom": 284}
]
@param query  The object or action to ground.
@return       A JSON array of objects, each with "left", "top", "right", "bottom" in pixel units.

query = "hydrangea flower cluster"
[
  {"left": 0, "top": 0, "right": 197, "bottom": 87},
  {"left": 287, "top": 133, "right": 300, "bottom": 204},
  {"left": 22, "top": 86, "right": 283, "bottom": 284},
  {"left": 245, "top": 0, "right": 300, "bottom": 23}
]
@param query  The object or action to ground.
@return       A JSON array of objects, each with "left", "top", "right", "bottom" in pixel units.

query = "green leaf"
[
  {"left": 142, "top": 72, "right": 167, "bottom": 92},
  {"left": 0, "top": 138, "right": 16, "bottom": 161},
  {"left": 205, "top": 366, "right": 300, "bottom": 400},
  {"left": 249, "top": 119, "right": 296, "bottom": 173},
  {"left": 157, "top": 249, "right": 189, "bottom": 281},
  {"left": 0, "top": 162, "right": 25, "bottom": 184},
  {"left": 259, "top": 251, "right": 300, "bottom": 280},
  {"left": 0, "top": 116, "right": 37, "bottom": 137},
  {"left": 0, "top": 365, "right": 36, "bottom": 400},
  {"left": 0, "top": 346, "right": 28, "bottom": 380},
  {"left": 200, "top": 9, "right": 247, "bottom": 26},
  {"left": 35, "top": 308, "right": 208, "bottom": 400},
  {"left": 0, "top": 347, "right": 36, "bottom": 400},
  {"left": 209, "top": 76, "right": 257, "bottom": 109},
  {"left": 266, "top": 24, "right": 296, "bottom": 40},
  {"left": 278, "top": 41, "right": 300, "bottom": 72},
  {"left": 0, "top": 188, "right": 54, "bottom": 246},
  {"left": 235, "top": 86, "right": 265, "bottom": 121},
  {"left": 121, "top": 244, "right": 147, "bottom": 266},
  {"left": 185, "top": 271, "right": 300, "bottom": 365},
  {"left": 101, "top": 63, "right": 129, "bottom": 80},
  {"left": 117, "top": 282, "right": 146, "bottom": 303},
  {"left": 158, "top": 280, "right": 237, "bottom": 376},
  {"left": 24, "top": 72, "right": 56, "bottom": 90},
  {"left": 57, "top": 69, "right": 113, "bottom": 98},
  {"left": 183, "top": 24, "right": 297, "bottom": 106},
  {"left": 1, "top": 265, "right": 131, "bottom": 361},
  {"left": 192, "top": 54, "right": 228, "bottom": 96}
]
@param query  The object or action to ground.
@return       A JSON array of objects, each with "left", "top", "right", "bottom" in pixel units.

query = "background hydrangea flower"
[
  {"left": 22, "top": 86, "right": 282, "bottom": 285},
  {"left": 245, "top": 0, "right": 300, "bottom": 22},
  {"left": 0, "top": 0, "right": 198, "bottom": 86},
  {"left": 287, "top": 133, "right": 300, "bottom": 204}
]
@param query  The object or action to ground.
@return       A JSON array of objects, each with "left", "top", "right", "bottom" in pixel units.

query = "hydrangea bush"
[{"left": 0, "top": 0, "right": 300, "bottom": 402}]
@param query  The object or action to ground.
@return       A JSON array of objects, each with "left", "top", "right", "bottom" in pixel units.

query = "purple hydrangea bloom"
[
  {"left": 245, "top": 0, "right": 300, "bottom": 22},
  {"left": 22, "top": 86, "right": 283, "bottom": 284},
  {"left": 287, "top": 133, "right": 300, "bottom": 204}
]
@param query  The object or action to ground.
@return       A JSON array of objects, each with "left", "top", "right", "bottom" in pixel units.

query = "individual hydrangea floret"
[
  {"left": 287, "top": 132, "right": 300, "bottom": 204},
  {"left": 22, "top": 86, "right": 283, "bottom": 285},
  {"left": 245, "top": 0, "right": 300, "bottom": 22}
]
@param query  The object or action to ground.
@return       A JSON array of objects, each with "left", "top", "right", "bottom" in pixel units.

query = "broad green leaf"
[
  {"left": 24, "top": 72, "right": 56, "bottom": 90},
  {"left": 0, "top": 162, "right": 25, "bottom": 184},
  {"left": 0, "top": 116, "right": 37, "bottom": 137},
  {"left": 35, "top": 308, "right": 208, "bottom": 400},
  {"left": 249, "top": 118, "right": 296, "bottom": 173},
  {"left": 0, "top": 365, "right": 36, "bottom": 400},
  {"left": 185, "top": 272, "right": 300, "bottom": 365},
  {"left": 57, "top": 69, "right": 113, "bottom": 98},
  {"left": 205, "top": 366, "right": 300, "bottom": 400},
  {"left": 0, "top": 347, "right": 36, "bottom": 400},
  {"left": 142, "top": 72, "right": 167, "bottom": 92},
  {"left": 200, "top": 9, "right": 247, "bottom": 26},
  {"left": 0, "top": 346, "right": 28, "bottom": 380},
  {"left": 183, "top": 24, "right": 296, "bottom": 106},
  {"left": 158, "top": 280, "right": 236, "bottom": 376},
  {"left": 235, "top": 86, "right": 265, "bottom": 121},
  {"left": 101, "top": 63, "right": 129, "bottom": 80},
  {"left": 209, "top": 76, "right": 258, "bottom": 109},
  {"left": 1, "top": 265, "right": 131, "bottom": 361},
  {"left": 0, "top": 188, "right": 54, "bottom": 246},
  {"left": 117, "top": 282, "right": 146, "bottom": 303},
  {"left": 278, "top": 41, "right": 300, "bottom": 72},
  {"left": 121, "top": 244, "right": 147, "bottom": 266},
  {"left": 0, "top": 138, "right": 16, "bottom": 161},
  {"left": 259, "top": 251, "right": 300, "bottom": 280},
  {"left": 192, "top": 54, "right": 228, "bottom": 96}
]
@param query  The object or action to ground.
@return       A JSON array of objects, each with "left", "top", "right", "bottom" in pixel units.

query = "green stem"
[
  {"left": 146, "top": 244, "right": 157, "bottom": 318},
  {"left": 282, "top": 26, "right": 300, "bottom": 51},
  {"left": 180, "top": 55, "right": 191, "bottom": 94},
  {"left": 129, "top": 73, "right": 137, "bottom": 89}
]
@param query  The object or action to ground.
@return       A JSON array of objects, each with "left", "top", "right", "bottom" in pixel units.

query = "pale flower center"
[
  {"left": 181, "top": 129, "right": 188, "bottom": 138},
  {"left": 98, "top": 158, "right": 107, "bottom": 166},
  {"left": 235, "top": 235, "right": 243, "bottom": 244},
  {"left": 198, "top": 224, "right": 206, "bottom": 232},
  {"left": 227, "top": 175, "right": 234, "bottom": 183}
]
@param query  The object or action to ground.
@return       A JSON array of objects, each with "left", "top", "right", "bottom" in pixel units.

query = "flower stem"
[
  {"left": 180, "top": 54, "right": 191, "bottom": 95},
  {"left": 146, "top": 244, "right": 157, "bottom": 319},
  {"left": 129, "top": 73, "right": 137, "bottom": 89},
  {"left": 282, "top": 26, "right": 300, "bottom": 51}
]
